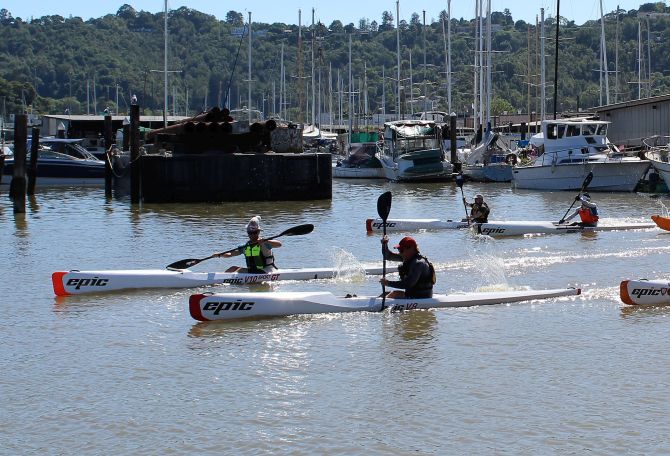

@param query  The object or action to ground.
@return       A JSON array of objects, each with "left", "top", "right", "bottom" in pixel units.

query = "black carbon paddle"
[
  {"left": 455, "top": 173, "right": 470, "bottom": 227},
  {"left": 377, "top": 191, "right": 392, "bottom": 311}
]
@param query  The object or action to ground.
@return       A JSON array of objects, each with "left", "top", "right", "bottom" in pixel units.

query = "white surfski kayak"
[
  {"left": 190, "top": 287, "right": 581, "bottom": 321},
  {"left": 365, "top": 218, "right": 657, "bottom": 237},
  {"left": 52, "top": 266, "right": 385, "bottom": 296},
  {"left": 620, "top": 279, "right": 670, "bottom": 305}
]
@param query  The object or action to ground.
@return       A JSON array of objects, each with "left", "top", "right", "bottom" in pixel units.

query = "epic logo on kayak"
[
  {"left": 631, "top": 287, "right": 670, "bottom": 298},
  {"left": 479, "top": 227, "right": 506, "bottom": 235},
  {"left": 66, "top": 277, "right": 109, "bottom": 289},
  {"left": 203, "top": 300, "right": 255, "bottom": 314},
  {"left": 222, "top": 274, "right": 280, "bottom": 285},
  {"left": 372, "top": 222, "right": 397, "bottom": 229},
  {"left": 391, "top": 302, "right": 419, "bottom": 312}
]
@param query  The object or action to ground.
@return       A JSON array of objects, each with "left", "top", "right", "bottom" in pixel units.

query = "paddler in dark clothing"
[
  {"left": 463, "top": 194, "right": 490, "bottom": 223},
  {"left": 380, "top": 235, "right": 435, "bottom": 299},
  {"left": 218, "top": 216, "right": 281, "bottom": 273}
]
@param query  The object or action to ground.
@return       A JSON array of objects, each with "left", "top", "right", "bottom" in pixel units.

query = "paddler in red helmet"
[
  {"left": 560, "top": 193, "right": 599, "bottom": 227},
  {"left": 380, "top": 235, "right": 435, "bottom": 299}
]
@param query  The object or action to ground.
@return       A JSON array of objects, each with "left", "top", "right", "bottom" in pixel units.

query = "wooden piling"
[
  {"left": 0, "top": 147, "right": 5, "bottom": 191},
  {"left": 449, "top": 114, "right": 460, "bottom": 173},
  {"left": 129, "top": 104, "right": 141, "bottom": 204},
  {"left": 104, "top": 114, "right": 113, "bottom": 196},
  {"left": 10, "top": 114, "right": 28, "bottom": 213},
  {"left": 27, "top": 127, "right": 40, "bottom": 195}
]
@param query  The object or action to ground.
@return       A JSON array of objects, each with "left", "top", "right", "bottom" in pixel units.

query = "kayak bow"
[
  {"left": 365, "top": 217, "right": 656, "bottom": 237},
  {"left": 190, "top": 287, "right": 581, "bottom": 321},
  {"left": 620, "top": 279, "right": 670, "bottom": 306},
  {"left": 52, "top": 266, "right": 385, "bottom": 296},
  {"left": 652, "top": 215, "right": 670, "bottom": 231}
]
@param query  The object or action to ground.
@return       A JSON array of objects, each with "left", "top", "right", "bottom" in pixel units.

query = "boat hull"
[
  {"left": 652, "top": 215, "right": 670, "bottom": 231},
  {"left": 190, "top": 288, "right": 581, "bottom": 321},
  {"left": 649, "top": 154, "right": 670, "bottom": 187},
  {"left": 463, "top": 163, "right": 513, "bottom": 182},
  {"left": 52, "top": 266, "right": 385, "bottom": 296},
  {"left": 512, "top": 161, "right": 650, "bottom": 191},
  {"left": 379, "top": 151, "right": 453, "bottom": 182},
  {"left": 620, "top": 279, "right": 670, "bottom": 305},
  {"left": 332, "top": 165, "right": 385, "bottom": 179},
  {"left": 2, "top": 156, "right": 105, "bottom": 186},
  {"left": 365, "top": 218, "right": 656, "bottom": 236}
]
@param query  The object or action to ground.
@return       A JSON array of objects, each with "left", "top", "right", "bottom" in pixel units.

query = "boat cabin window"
[
  {"left": 546, "top": 124, "right": 566, "bottom": 139},
  {"left": 581, "top": 124, "right": 598, "bottom": 136},
  {"left": 566, "top": 125, "right": 580, "bottom": 137},
  {"left": 596, "top": 124, "right": 608, "bottom": 136},
  {"left": 396, "top": 137, "right": 439, "bottom": 154}
]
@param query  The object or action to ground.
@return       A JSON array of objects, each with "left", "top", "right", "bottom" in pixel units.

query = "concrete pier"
[{"left": 139, "top": 152, "right": 332, "bottom": 203}]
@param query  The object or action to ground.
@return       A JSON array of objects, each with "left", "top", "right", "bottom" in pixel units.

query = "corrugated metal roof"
[
  {"left": 42, "top": 115, "right": 190, "bottom": 122},
  {"left": 593, "top": 94, "right": 670, "bottom": 112}
]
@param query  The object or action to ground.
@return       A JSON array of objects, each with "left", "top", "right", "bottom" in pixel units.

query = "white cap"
[{"left": 246, "top": 216, "right": 262, "bottom": 233}]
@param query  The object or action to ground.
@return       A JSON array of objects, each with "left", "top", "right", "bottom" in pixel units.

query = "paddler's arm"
[
  {"left": 219, "top": 245, "right": 246, "bottom": 258},
  {"left": 561, "top": 209, "right": 579, "bottom": 224},
  {"left": 381, "top": 236, "right": 402, "bottom": 262},
  {"left": 259, "top": 239, "right": 282, "bottom": 248},
  {"left": 383, "top": 262, "right": 423, "bottom": 289}
]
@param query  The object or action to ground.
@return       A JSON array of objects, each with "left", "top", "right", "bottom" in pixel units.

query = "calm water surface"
[{"left": 1, "top": 180, "right": 669, "bottom": 454}]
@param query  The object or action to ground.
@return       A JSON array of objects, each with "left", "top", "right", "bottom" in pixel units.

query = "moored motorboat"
[
  {"left": 377, "top": 120, "right": 453, "bottom": 181},
  {"left": 365, "top": 217, "right": 657, "bottom": 236},
  {"left": 332, "top": 142, "right": 385, "bottom": 179},
  {"left": 189, "top": 287, "right": 581, "bottom": 321},
  {"left": 2, "top": 138, "right": 104, "bottom": 186},
  {"left": 651, "top": 215, "right": 670, "bottom": 231},
  {"left": 52, "top": 266, "right": 385, "bottom": 296},
  {"left": 620, "top": 279, "right": 670, "bottom": 305},
  {"left": 512, "top": 118, "right": 650, "bottom": 191},
  {"left": 642, "top": 135, "right": 670, "bottom": 189}
]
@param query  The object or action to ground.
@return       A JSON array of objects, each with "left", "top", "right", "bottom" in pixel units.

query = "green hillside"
[{"left": 1, "top": 3, "right": 669, "bottom": 121}]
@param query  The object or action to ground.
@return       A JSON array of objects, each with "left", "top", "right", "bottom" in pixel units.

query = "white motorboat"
[
  {"left": 189, "top": 287, "right": 581, "bottom": 321},
  {"left": 643, "top": 136, "right": 670, "bottom": 188},
  {"left": 377, "top": 120, "right": 453, "bottom": 181},
  {"left": 512, "top": 118, "right": 650, "bottom": 191}
]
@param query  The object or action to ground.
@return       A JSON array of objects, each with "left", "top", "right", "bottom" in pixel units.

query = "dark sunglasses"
[{"left": 247, "top": 230, "right": 260, "bottom": 235}]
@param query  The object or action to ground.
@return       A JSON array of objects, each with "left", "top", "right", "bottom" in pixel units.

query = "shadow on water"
[
  {"left": 620, "top": 304, "right": 670, "bottom": 320},
  {"left": 136, "top": 198, "right": 333, "bottom": 221},
  {"left": 387, "top": 309, "right": 438, "bottom": 343}
]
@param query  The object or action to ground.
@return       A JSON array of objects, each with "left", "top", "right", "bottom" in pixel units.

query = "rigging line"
[{"left": 223, "top": 23, "right": 248, "bottom": 109}]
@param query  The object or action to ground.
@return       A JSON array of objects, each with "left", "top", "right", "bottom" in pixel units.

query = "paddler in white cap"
[
  {"left": 219, "top": 216, "right": 282, "bottom": 273},
  {"left": 463, "top": 194, "right": 490, "bottom": 223}
]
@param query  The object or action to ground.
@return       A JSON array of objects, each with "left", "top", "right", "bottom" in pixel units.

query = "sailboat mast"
[
  {"left": 599, "top": 0, "right": 609, "bottom": 105},
  {"left": 486, "top": 0, "right": 492, "bottom": 133},
  {"left": 164, "top": 0, "right": 168, "bottom": 128},
  {"left": 396, "top": 0, "right": 401, "bottom": 120},
  {"left": 311, "top": 8, "right": 316, "bottom": 125},
  {"left": 447, "top": 0, "right": 452, "bottom": 114},
  {"left": 541, "top": 8, "right": 546, "bottom": 120},
  {"left": 553, "top": 0, "right": 560, "bottom": 119},
  {"left": 248, "top": 12, "right": 252, "bottom": 124}
]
